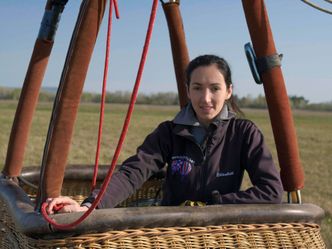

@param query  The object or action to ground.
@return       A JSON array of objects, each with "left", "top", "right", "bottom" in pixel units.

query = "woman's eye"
[{"left": 211, "top": 87, "right": 220, "bottom": 92}]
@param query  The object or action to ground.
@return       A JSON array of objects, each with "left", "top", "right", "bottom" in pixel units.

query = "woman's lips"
[{"left": 200, "top": 106, "right": 213, "bottom": 112}]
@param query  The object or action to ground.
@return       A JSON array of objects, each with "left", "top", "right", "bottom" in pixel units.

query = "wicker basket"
[{"left": 0, "top": 165, "right": 327, "bottom": 249}]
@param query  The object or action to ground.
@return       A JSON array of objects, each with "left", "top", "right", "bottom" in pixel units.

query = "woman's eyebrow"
[{"left": 190, "top": 82, "right": 222, "bottom": 86}]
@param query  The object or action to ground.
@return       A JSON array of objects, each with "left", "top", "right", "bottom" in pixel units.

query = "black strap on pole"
[{"left": 39, "top": 0, "right": 69, "bottom": 41}]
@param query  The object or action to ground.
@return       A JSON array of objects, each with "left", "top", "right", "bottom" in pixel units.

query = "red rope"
[
  {"left": 41, "top": 0, "right": 159, "bottom": 230},
  {"left": 113, "top": 0, "right": 120, "bottom": 19},
  {"left": 91, "top": 0, "right": 115, "bottom": 190}
]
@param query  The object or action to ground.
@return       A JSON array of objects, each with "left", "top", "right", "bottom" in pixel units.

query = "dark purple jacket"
[{"left": 91, "top": 105, "right": 283, "bottom": 208}]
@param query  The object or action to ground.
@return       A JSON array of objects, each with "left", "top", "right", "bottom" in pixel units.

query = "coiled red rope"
[{"left": 41, "top": 0, "right": 159, "bottom": 230}]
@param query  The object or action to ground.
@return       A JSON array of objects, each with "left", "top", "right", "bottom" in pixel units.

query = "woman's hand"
[{"left": 45, "top": 196, "right": 89, "bottom": 214}]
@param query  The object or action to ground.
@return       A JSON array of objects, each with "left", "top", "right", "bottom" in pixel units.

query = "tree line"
[{"left": 0, "top": 87, "right": 331, "bottom": 111}]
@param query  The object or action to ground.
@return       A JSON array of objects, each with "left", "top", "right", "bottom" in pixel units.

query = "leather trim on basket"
[{"left": 20, "top": 165, "right": 166, "bottom": 182}]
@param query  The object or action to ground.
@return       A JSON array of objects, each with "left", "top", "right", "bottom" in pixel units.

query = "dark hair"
[{"left": 185, "top": 54, "right": 243, "bottom": 115}]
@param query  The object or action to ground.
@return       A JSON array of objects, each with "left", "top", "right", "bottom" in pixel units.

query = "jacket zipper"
[
  {"left": 201, "top": 133, "right": 213, "bottom": 202},
  {"left": 178, "top": 132, "right": 212, "bottom": 202}
]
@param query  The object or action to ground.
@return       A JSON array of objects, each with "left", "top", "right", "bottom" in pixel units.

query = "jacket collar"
[
  {"left": 172, "top": 103, "right": 236, "bottom": 141},
  {"left": 172, "top": 103, "right": 234, "bottom": 127}
]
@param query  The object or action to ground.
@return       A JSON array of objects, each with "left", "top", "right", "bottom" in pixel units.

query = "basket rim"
[{"left": 20, "top": 164, "right": 165, "bottom": 182}]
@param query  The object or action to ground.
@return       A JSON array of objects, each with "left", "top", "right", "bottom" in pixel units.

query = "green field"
[{"left": 1, "top": 101, "right": 331, "bottom": 246}]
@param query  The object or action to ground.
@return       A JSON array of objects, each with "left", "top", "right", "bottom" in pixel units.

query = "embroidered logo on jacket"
[
  {"left": 216, "top": 171, "right": 234, "bottom": 177},
  {"left": 171, "top": 156, "right": 194, "bottom": 176}
]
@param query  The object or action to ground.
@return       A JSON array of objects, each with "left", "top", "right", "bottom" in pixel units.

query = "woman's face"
[{"left": 187, "top": 64, "right": 232, "bottom": 127}]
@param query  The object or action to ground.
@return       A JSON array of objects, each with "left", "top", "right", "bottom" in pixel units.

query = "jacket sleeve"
[
  {"left": 215, "top": 121, "right": 284, "bottom": 204},
  {"left": 89, "top": 122, "right": 171, "bottom": 208}
]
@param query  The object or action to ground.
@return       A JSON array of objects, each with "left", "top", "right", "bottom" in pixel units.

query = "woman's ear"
[
  {"left": 226, "top": 84, "right": 233, "bottom": 100},
  {"left": 186, "top": 84, "right": 191, "bottom": 100}
]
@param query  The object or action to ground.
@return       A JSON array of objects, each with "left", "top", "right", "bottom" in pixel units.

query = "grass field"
[{"left": 1, "top": 101, "right": 331, "bottom": 246}]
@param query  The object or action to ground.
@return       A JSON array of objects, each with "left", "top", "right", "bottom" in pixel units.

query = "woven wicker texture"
[
  {"left": 0, "top": 203, "right": 327, "bottom": 249},
  {"left": 25, "top": 224, "right": 322, "bottom": 249},
  {"left": 22, "top": 178, "right": 163, "bottom": 208}
]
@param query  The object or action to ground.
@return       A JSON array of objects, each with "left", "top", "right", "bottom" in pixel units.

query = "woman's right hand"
[{"left": 45, "top": 196, "right": 89, "bottom": 214}]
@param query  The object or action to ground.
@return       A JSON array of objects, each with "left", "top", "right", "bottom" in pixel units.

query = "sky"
[{"left": 0, "top": 1, "right": 331, "bottom": 103}]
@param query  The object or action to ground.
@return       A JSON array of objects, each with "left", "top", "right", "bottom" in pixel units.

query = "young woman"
[{"left": 46, "top": 54, "right": 283, "bottom": 214}]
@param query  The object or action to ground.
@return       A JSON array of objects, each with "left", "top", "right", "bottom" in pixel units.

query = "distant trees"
[
  {"left": 0, "top": 87, "right": 331, "bottom": 111},
  {"left": 80, "top": 91, "right": 179, "bottom": 105},
  {"left": 0, "top": 87, "right": 21, "bottom": 100},
  {"left": 289, "top": 96, "right": 309, "bottom": 109},
  {"left": 0, "top": 87, "right": 55, "bottom": 102},
  {"left": 236, "top": 94, "right": 267, "bottom": 109}
]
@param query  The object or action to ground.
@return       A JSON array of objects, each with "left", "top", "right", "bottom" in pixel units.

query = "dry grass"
[{"left": 0, "top": 101, "right": 331, "bottom": 246}]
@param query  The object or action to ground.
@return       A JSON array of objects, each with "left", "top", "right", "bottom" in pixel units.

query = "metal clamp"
[
  {"left": 287, "top": 190, "right": 302, "bottom": 204},
  {"left": 244, "top": 42, "right": 283, "bottom": 85},
  {"left": 256, "top": 53, "right": 283, "bottom": 75},
  {"left": 160, "top": 0, "right": 180, "bottom": 4},
  {"left": 0, "top": 173, "right": 19, "bottom": 184}
]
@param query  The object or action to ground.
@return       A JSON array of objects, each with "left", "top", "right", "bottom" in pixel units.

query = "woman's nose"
[{"left": 201, "top": 89, "right": 211, "bottom": 102}]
